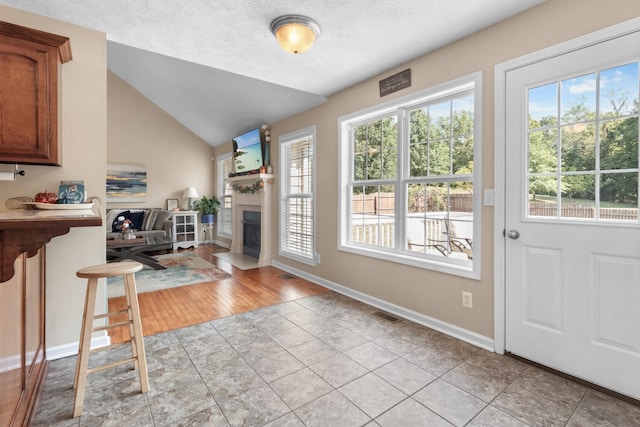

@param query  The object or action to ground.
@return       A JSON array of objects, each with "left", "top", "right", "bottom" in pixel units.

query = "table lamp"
[{"left": 182, "top": 186, "right": 199, "bottom": 210}]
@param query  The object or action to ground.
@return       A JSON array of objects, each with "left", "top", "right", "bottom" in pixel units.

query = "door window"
[{"left": 527, "top": 62, "right": 639, "bottom": 222}]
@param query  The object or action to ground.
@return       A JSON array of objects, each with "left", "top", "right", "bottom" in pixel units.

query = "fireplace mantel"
[{"left": 228, "top": 174, "right": 274, "bottom": 267}]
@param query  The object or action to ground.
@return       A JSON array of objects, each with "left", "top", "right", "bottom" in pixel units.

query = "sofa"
[{"left": 106, "top": 208, "right": 174, "bottom": 240}]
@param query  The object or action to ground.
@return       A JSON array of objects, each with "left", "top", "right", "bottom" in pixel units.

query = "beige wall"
[
  {"left": 267, "top": 0, "right": 640, "bottom": 340},
  {"left": 107, "top": 71, "right": 216, "bottom": 214},
  {"left": 0, "top": 6, "right": 107, "bottom": 349}
]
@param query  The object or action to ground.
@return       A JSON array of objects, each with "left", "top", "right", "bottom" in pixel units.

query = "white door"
[{"left": 505, "top": 31, "right": 640, "bottom": 399}]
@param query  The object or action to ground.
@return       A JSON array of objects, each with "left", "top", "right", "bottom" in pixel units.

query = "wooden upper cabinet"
[{"left": 0, "top": 21, "right": 72, "bottom": 166}]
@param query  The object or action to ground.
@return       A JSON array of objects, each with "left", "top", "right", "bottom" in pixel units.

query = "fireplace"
[
  {"left": 242, "top": 211, "right": 261, "bottom": 259},
  {"left": 228, "top": 173, "right": 274, "bottom": 267}
]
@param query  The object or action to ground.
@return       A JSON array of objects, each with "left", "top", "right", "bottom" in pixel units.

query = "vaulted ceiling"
[{"left": 0, "top": 0, "right": 544, "bottom": 146}]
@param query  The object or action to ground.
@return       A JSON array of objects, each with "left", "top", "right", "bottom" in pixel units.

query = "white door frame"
[{"left": 493, "top": 16, "right": 640, "bottom": 354}]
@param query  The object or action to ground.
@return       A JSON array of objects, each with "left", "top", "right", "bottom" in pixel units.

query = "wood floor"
[{"left": 107, "top": 245, "right": 329, "bottom": 344}]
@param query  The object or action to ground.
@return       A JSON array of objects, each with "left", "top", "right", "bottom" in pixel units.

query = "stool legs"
[
  {"left": 124, "top": 277, "right": 138, "bottom": 370},
  {"left": 73, "top": 275, "right": 93, "bottom": 390},
  {"left": 73, "top": 278, "right": 98, "bottom": 417},
  {"left": 73, "top": 269, "right": 148, "bottom": 418},
  {"left": 124, "top": 272, "right": 149, "bottom": 392}
]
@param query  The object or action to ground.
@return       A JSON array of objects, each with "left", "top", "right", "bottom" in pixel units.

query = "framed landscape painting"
[{"left": 106, "top": 163, "right": 147, "bottom": 202}]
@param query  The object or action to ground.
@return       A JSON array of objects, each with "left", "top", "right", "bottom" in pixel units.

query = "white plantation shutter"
[
  {"left": 280, "top": 127, "right": 316, "bottom": 264},
  {"left": 217, "top": 154, "right": 233, "bottom": 237}
]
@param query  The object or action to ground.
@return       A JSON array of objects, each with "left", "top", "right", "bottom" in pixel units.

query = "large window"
[
  {"left": 339, "top": 73, "right": 482, "bottom": 278},
  {"left": 279, "top": 126, "right": 316, "bottom": 264},
  {"left": 217, "top": 153, "right": 233, "bottom": 238}
]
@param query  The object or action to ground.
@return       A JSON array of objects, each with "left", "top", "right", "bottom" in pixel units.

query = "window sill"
[{"left": 338, "top": 244, "right": 480, "bottom": 280}]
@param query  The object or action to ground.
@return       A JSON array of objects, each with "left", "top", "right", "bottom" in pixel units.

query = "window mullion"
[{"left": 396, "top": 108, "right": 408, "bottom": 252}]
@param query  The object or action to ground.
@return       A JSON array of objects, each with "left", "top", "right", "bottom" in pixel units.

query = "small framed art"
[{"left": 166, "top": 198, "right": 178, "bottom": 211}]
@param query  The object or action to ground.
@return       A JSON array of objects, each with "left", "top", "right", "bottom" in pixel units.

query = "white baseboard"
[
  {"left": 272, "top": 260, "right": 494, "bottom": 352},
  {"left": 47, "top": 335, "right": 111, "bottom": 361}
]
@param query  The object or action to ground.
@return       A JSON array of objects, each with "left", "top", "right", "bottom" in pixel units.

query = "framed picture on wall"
[
  {"left": 167, "top": 199, "right": 178, "bottom": 211},
  {"left": 106, "top": 163, "right": 147, "bottom": 202}
]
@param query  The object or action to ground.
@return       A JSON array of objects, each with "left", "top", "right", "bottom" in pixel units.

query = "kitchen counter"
[{"left": 0, "top": 207, "right": 102, "bottom": 283}]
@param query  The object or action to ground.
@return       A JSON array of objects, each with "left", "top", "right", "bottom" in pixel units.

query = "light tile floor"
[{"left": 34, "top": 292, "right": 640, "bottom": 426}]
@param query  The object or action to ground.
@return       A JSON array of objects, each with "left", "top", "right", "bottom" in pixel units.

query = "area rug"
[{"left": 107, "top": 252, "right": 231, "bottom": 298}]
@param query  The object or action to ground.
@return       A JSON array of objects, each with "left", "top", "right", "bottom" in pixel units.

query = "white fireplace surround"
[{"left": 228, "top": 174, "right": 274, "bottom": 267}]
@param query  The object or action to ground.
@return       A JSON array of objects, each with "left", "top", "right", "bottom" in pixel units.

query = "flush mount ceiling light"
[{"left": 270, "top": 15, "right": 320, "bottom": 54}]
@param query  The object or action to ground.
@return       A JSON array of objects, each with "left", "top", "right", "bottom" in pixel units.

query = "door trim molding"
[{"left": 493, "top": 16, "right": 640, "bottom": 354}]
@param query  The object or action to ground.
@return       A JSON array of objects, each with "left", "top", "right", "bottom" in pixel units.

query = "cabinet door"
[
  {"left": 0, "top": 255, "right": 24, "bottom": 427},
  {"left": 176, "top": 214, "right": 186, "bottom": 241},
  {"left": 0, "top": 37, "right": 59, "bottom": 165},
  {"left": 0, "top": 21, "right": 71, "bottom": 166},
  {"left": 184, "top": 215, "right": 195, "bottom": 239}
]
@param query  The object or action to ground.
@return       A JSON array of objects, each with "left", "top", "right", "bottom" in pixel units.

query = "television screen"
[{"left": 232, "top": 128, "right": 264, "bottom": 175}]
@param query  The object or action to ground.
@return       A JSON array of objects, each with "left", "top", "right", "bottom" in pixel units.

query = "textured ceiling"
[{"left": 0, "top": 0, "right": 544, "bottom": 146}]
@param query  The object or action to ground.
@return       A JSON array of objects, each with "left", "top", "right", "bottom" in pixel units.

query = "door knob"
[{"left": 507, "top": 229, "right": 520, "bottom": 239}]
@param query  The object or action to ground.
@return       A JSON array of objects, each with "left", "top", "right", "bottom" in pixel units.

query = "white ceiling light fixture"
[{"left": 270, "top": 15, "right": 320, "bottom": 54}]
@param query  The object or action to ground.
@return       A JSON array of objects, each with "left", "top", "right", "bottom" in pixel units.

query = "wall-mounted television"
[{"left": 232, "top": 128, "right": 265, "bottom": 176}]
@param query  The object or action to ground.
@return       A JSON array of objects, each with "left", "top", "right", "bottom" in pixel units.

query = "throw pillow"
[
  {"left": 129, "top": 211, "right": 145, "bottom": 230},
  {"left": 111, "top": 210, "right": 130, "bottom": 232},
  {"left": 154, "top": 211, "right": 172, "bottom": 230},
  {"left": 105, "top": 209, "right": 121, "bottom": 231},
  {"left": 142, "top": 210, "right": 158, "bottom": 231}
]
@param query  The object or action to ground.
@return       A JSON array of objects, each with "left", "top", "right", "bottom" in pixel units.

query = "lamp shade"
[
  {"left": 270, "top": 15, "right": 320, "bottom": 54},
  {"left": 182, "top": 186, "right": 199, "bottom": 199}
]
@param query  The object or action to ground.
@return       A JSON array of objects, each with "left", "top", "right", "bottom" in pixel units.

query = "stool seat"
[
  {"left": 77, "top": 261, "right": 143, "bottom": 278},
  {"left": 72, "top": 261, "right": 148, "bottom": 417}
]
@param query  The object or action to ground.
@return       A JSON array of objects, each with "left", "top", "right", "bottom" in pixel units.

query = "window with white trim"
[
  {"left": 279, "top": 126, "right": 316, "bottom": 265},
  {"left": 217, "top": 153, "right": 233, "bottom": 238},
  {"left": 339, "top": 73, "right": 482, "bottom": 278}
]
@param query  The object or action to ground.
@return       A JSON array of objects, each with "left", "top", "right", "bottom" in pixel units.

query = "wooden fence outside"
[
  {"left": 352, "top": 194, "right": 636, "bottom": 219},
  {"left": 529, "top": 202, "right": 638, "bottom": 220},
  {"left": 353, "top": 193, "right": 473, "bottom": 214}
]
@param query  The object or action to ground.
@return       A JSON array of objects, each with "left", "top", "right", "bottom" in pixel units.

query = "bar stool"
[{"left": 73, "top": 261, "right": 149, "bottom": 418}]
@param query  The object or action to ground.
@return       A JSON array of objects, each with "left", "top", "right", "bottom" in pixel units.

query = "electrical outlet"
[
  {"left": 462, "top": 291, "right": 473, "bottom": 308},
  {"left": 315, "top": 253, "right": 321, "bottom": 264}
]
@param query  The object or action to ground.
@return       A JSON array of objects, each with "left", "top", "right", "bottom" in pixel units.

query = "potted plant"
[{"left": 194, "top": 195, "right": 221, "bottom": 225}]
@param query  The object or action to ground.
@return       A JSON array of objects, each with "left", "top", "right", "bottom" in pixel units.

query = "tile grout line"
[{"left": 174, "top": 331, "right": 233, "bottom": 427}]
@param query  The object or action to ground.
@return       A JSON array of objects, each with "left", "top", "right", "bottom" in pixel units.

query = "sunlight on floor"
[{"left": 213, "top": 251, "right": 260, "bottom": 270}]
